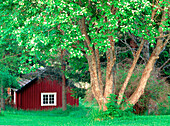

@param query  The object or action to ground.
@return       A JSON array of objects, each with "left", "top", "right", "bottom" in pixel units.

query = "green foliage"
[
  {"left": 116, "top": 64, "right": 169, "bottom": 115},
  {"left": 0, "top": 66, "right": 19, "bottom": 89},
  {"left": 71, "top": 88, "right": 86, "bottom": 99},
  {"left": 66, "top": 57, "right": 90, "bottom": 82},
  {"left": 156, "top": 96, "right": 170, "bottom": 115},
  {"left": 90, "top": 94, "right": 134, "bottom": 120},
  {"left": 156, "top": 44, "right": 170, "bottom": 77},
  {"left": 106, "top": 94, "right": 134, "bottom": 117},
  {"left": 1, "top": 0, "right": 169, "bottom": 74}
]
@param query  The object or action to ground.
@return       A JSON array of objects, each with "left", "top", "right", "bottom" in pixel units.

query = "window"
[{"left": 41, "top": 92, "right": 57, "bottom": 106}]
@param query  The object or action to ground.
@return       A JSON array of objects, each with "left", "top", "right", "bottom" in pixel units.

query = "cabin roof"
[
  {"left": 15, "top": 67, "right": 45, "bottom": 91},
  {"left": 14, "top": 67, "right": 76, "bottom": 91}
]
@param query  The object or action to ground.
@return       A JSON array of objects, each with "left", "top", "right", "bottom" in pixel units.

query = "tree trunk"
[
  {"left": 62, "top": 70, "right": 67, "bottom": 111},
  {"left": 61, "top": 50, "right": 67, "bottom": 111},
  {"left": 125, "top": 8, "right": 170, "bottom": 106},
  {"left": 80, "top": 17, "right": 116, "bottom": 111},
  {"left": 1, "top": 86, "right": 5, "bottom": 110},
  {"left": 127, "top": 54, "right": 158, "bottom": 106},
  {"left": 117, "top": 40, "right": 145, "bottom": 105},
  {"left": 126, "top": 44, "right": 162, "bottom": 107},
  {"left": 104, "top": 37, "right": 116, "bottom": 101},
  {"left": 87, "top": 55, "right": 107, "bottom": 110},
  {"left": 94, "top": 47, "right": 104, "bottom": 95}
]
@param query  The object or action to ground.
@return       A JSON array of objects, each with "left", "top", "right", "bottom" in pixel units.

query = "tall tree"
[
  {"left": 61, "top": 50, "right": 67, "bottom": 111},
  {"left": 1, "top": 0, "right": 169, "bottom": 110},
  {"left": 0, "top": 66, "right": 18, "bottom": 113}
]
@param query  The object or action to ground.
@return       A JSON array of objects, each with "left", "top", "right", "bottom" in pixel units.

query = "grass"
[{"left": 0, "top": 106, "right": 170, "bottom": 126}]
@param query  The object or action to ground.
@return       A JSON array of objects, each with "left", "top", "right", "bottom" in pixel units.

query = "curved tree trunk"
[
  {"left": 125, "top": 9, "right": 170, "bottom": 107},
  {"left": 126, "top": 35, "right": 170, "bottom": 108},
  {"left": 117, "top": 40, "right": 145, "bottom": 105},
  {"left": 127, "top": 54, "right": 159, "bottom": 106}
]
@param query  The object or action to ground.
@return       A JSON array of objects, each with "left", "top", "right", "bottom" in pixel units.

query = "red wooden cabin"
[{"left": 12, "top": 77, "right": 79, "bottom": 110}]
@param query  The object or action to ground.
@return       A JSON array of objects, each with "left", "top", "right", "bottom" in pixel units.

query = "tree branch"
[
  {"left": 155, "top": 34, "right": 170, "bottom": 39},
  {"left": 158, "top": 58, "right": 170, "bottom": 71}
]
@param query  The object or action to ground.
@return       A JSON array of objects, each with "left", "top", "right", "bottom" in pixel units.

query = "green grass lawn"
[{"left": 0, "top": 109, "right": 170, "bottom": 126}]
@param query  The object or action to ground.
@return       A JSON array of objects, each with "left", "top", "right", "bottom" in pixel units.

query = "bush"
[
  {"left": 116, "top": 65, "right": 169, "bottom": 115},
  {"left": 90, "top": 94, "right": 134, "bottom": 120},
  {"left": 83, "top": 63, "right": 169, "bottom": 115}
]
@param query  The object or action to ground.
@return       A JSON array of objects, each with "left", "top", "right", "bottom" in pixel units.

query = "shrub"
[
  {"left": 83, "top": 63, "right": 169, "bottom": 115},
  {"left": 90, "top": 94, "right": 134, "bottom": 120},
  {"left": 116, "top": 65, "right": 169, "bottom": 115}
]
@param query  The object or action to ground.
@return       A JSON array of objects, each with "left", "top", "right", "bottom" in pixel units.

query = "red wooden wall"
[{"left": 16, "top": 78, "right": 79, "bottom": 110}]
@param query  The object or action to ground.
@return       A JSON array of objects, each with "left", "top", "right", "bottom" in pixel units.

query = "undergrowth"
[{"left": 90, "top": 94, "right": 135, "bottom": 120}]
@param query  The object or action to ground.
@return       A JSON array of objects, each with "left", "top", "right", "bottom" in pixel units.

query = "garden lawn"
[{"left": 0, "top": 111, "right": 170, "bottom": 126}]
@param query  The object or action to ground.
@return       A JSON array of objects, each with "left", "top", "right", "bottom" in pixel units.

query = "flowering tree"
[{"left": 1, "top": 0, "right": 169, "bottom": 110}]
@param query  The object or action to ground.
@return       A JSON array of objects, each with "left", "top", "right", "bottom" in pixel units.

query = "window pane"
[
  {"left": 49, "top": 94, "right": 54, "bottom": 104},
  {"left": 42, "top": 93, "right": 56, "bottom": 106},
  {"left": 43, "top": 94, "right": 48, "bottom": 104}
]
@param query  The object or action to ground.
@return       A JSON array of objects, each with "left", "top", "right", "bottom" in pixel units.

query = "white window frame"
[
  {"left": 41, "top": 92, "right": 57, "bottom": 106},
  {"left": 14, "top": 91, "right": 16, "bottom": 104}
]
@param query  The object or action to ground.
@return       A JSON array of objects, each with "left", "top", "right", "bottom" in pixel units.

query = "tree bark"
[
  {"left": 126, "top": 35, "right": 170, "bottom": 107},
  {"left": 61, "top": 50, "right": 67, "bottom": 111},
  {"left": 104, "top": 37, "right": 116, "bottom": 100},
  {"left": 127, "top": 53, "right": 159, "bottom": 106},
  {"left": 1, "top": 86, "right": 5, "bottom": 110},
  {"left": 94, "top": 46, "right": 104, "bottom": 94},
  {"left": 80, "top": 17, "right": 107, "bottom": 110},
  {"left": 87, "top": 55, "right": 107, "bottom": 110},
  {"left": 104, "top": 49, "right": 114, "bottom": 99},
  {"left": 122, "top": 8, "right": 169, "bottom": 108},
  {"left": 117, "top": 40, "right": 145, "bottom": 105}
]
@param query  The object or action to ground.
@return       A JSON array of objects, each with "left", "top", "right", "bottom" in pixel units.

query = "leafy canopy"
[{"left": 0, "top": 0, "right": 169, "bottom": 73}]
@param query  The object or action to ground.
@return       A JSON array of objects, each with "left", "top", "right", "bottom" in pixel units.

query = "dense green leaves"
[
  {"left": 0, "top": 66, "right": 19, "bottom": 88},
  {"left": 0, "top": 0, "right": 169, "bottom": 74}
]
